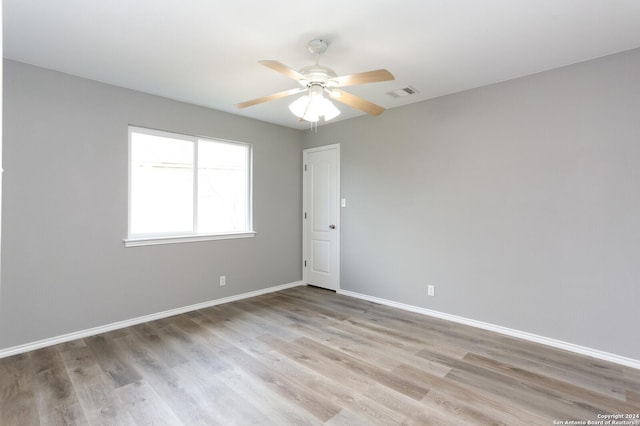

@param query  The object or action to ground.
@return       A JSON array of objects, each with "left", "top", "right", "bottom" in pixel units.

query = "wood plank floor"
[{"left": 1, "top": 285, "right": 639, "bottom": 425}]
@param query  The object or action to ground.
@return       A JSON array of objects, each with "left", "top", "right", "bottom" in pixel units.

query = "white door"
[{"left": 303, "top": 144, "right": 340, "bottom": 291}]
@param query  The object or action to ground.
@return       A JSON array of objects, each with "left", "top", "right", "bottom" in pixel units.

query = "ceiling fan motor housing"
[{"left": 299, "top": 65, "right": 337, "bottom": 87}]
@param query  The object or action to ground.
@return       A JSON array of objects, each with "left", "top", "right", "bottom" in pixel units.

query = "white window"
[{"left": 125, "top": 126, "right": 254, "bottom": 246}]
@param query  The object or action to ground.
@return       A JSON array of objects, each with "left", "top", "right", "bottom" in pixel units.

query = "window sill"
[{"left": 124, "top": 231, "right": 256, "bottom": 247}]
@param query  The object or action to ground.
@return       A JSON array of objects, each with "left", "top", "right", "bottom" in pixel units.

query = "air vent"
[{"left": 388, "top": 86, "right": 419, "bottom": 98}]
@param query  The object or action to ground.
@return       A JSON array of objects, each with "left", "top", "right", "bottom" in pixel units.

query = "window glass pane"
[
  {"left": 130, "top": 132, "right": 194, "bottom": 234},
  {"left": 197, "top": 140, "right": 249, "bottom": 233}
]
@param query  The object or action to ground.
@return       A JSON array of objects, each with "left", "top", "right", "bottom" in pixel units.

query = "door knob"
[{"left": 329, "top": 224, "right": 336, "bottom": 230}]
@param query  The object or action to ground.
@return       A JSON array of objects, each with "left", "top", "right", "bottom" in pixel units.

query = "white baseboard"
[
  {"left": 338, "top": 289, "right": 640, "bottom": 370},
  {"left": 0, "top": 281, "right": 304, "bottom": 359}
]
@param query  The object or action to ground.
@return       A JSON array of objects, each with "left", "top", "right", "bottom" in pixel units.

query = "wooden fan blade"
[
  {"left": 258, "top": 60, "right": 305, "bottom": 82},
  {"left": 331, "top": 69, "right": 394, "bottom": 87},
  {"left": 331, "top": 89, "right": 385, "bottom": 116},
  {"left": 236, "top": 87, "right": 305, "bottom": 109}
]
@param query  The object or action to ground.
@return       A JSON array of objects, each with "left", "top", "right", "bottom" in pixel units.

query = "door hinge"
[
  {"left": 304, "top": 212, "right": 307, "bottom": 219},
  {"left": 304, "top": 164, "right": 307, "bottom": 171},
  {"left": 304, "top": 260, "right": 307, "bottom": 267}
]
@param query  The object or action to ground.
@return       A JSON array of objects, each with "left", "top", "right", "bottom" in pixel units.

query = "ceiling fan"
[{"left": 236, "top": 39, "right": 395, "bottom": 123}]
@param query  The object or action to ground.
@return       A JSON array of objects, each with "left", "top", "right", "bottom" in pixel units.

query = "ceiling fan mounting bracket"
[{"left": 306, "top": 39, "right": 330, "bottom": 56}]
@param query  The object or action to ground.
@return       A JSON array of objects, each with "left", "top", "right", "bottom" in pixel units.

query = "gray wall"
[
  {"left": 3, "top": 48, "right": 640, "bottom": 361},
  {"left": 1, "top": 60, "right": 302, "bottom": 350},
  {"left": 303, "top": 48, "right": 640, "bottom": 360}
]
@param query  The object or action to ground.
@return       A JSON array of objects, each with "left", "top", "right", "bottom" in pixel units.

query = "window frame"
[{"left": 124, "top": 126, "right": 255, "bottom": 247}]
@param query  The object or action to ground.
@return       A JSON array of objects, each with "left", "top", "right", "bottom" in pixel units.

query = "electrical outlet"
[
  {"left": 427, "top": 285, "right": 435, "bottom": 297},
  {"left": 220, "top": 275, "right": 226, "bottom": 286}
]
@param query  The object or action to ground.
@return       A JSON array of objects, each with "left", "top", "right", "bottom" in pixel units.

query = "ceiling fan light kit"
[
  {"left": 289, "top": 84, "right": 341, "bottom": 122},
  {"left": 236, "top": 38, "right": 395, "bottom": 124}
]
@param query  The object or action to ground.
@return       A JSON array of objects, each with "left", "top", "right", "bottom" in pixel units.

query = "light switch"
[{"left": 341, "top": 198, "right": 347, "bottom": 208}]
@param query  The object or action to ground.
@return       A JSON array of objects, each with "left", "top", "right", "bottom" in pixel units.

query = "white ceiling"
[{"left": 5, "top": 0, "right": 640, "bottom": 130}]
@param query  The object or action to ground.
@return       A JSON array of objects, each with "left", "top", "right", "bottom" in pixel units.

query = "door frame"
[{"left": 302, "top": 143, "right": 340, "bottom": 290}]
